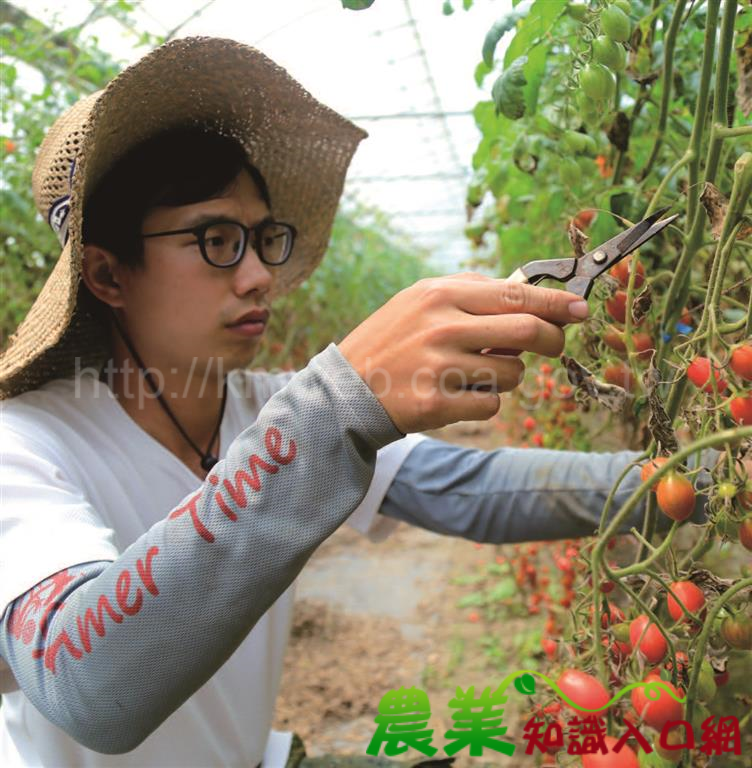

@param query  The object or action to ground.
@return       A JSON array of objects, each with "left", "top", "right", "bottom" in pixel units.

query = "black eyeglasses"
[{"left": 142, "top": 217, "right": 297, "bottom": 268}]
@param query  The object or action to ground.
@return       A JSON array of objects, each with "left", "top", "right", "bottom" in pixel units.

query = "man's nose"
[{"left": 231, "top": 241, "right": 274, "bottom": 296}]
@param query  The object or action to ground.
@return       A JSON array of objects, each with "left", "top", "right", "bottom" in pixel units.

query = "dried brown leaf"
[
  {"left": 642, "top": 363, "right": 678, "bottom": 454},
  {"left": 606, "top": 111, "right": 630, "bottom": 153},
  {"left": 568, "top": 222, "right": 589, "bottom": 259},
  {"left": 631, "top": 284, "right": 653, "bottom": 325},
  {"left": 701, "top": 182, "right": 728, "bottom": 239},
  {"left": 561, "top": 355, "right": 630, "bottom": 413}
]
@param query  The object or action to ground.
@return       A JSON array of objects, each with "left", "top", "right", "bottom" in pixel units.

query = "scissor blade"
[
  {"left": 615, "top": 206, "right": 673, "bottom": 254},
  {"left": 616, "top": 213, "right": 679, "bottom": 257}
]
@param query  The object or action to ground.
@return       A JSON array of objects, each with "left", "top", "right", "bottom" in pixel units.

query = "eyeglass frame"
[{"left": 141, "top": 216, "right": 297, "bottom": 268}]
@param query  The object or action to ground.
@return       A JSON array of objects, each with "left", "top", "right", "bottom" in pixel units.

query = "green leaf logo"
[{"left": 514, "top": 673, "right": 536, "bottom": 696}]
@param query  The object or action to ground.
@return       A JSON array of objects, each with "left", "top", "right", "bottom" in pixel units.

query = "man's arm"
[
  {"left": 0, "top": 344, "right": 403, "bottom": 754},
  {"left": 380, "top": 438, "right": 715, "bottom": 542}
]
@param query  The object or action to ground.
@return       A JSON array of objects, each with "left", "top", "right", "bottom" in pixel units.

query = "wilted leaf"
[
  {"left": 482, "top": 12, "right": 524, "bottom": 66},
  {"left": 701, "top": 182, "right": 752, "bottom": 240},
  {"left": 632, "top": 284, "right": 653, "bottom": 325},
  {"left": 562, "top": 356, "right": 631, "bottom": 412},
  {"left": 491, "top": 56, "right": 528, "bottom": 119},
  {"left": 514, "top": 673, "right": 536, "bottom": 696},
  {"left": 568, "top": 221, "right": 589, "bottom": 259},
  {"left": 606, "top": 111, "right": 630, "bottom": 152},
  {"left": 701, "top": 182, "right": 728, "bottom": 239},
  {"left": 643, "top": 363, "right": 679, "bottom": 454}
]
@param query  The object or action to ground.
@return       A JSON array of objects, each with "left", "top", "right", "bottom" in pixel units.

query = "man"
[{"left": 0, "top": 38, "right": 719, "bottom": 768}]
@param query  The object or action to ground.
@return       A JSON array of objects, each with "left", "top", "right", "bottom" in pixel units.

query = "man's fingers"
[
  {"left": 451, "top": 314, "right": 567, "bottom": 358},
  {"left": 439, "top": 354, "right": 525, "bottom": 393},
  {"left": 424, "top": 277, "right": 589, "bottom": 325}
]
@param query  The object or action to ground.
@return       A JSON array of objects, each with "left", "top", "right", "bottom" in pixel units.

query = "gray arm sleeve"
[
  {"left": 0, "top": 344, "right": 403, "bottom": 754},
  {"left": 380, "top": 438, "right": 713, "bottom": 542}
]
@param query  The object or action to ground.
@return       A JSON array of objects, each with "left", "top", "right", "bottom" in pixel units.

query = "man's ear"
[{"left": 81, "top": 244, "right": 125, "bottom": 309}]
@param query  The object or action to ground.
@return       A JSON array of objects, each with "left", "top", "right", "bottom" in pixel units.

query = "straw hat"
[{"left": 0, "top": 36, "right": 367, "bottom": 400}]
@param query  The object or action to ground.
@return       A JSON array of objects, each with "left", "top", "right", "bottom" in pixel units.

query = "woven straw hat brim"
[{"left": 0, "top": 36, "right": 367, "bottom": 400}]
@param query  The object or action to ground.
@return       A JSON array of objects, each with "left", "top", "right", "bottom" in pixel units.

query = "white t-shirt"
[{"left": 0, "top": 368, "right": 425, "bottom": 767}]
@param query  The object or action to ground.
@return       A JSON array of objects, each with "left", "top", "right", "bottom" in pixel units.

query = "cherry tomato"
[
  {"left": 592, "top": 35, "right": 626, "bottom": 73},
  {"left": 686, "top": 356, "right": 727, "bottom": 393},
  {"left": 729, "top": 394, "right": 752, "bottom": 425},
  {"left": 605, "top": 290, "right": 627, "bottom": 323},
  {"left": 720, "top": 614, "right": 752, "bottom": 649},
  {"left": 666, "top": 581, "right": 705, "bottom": 623},
  {"left": 656, "top": 472, "right": 696, "bottom": 522},
  {"left": 632, "top": 332, "right": 654, "bottom": 360},
  {"left": 630, "top": 672, "right": 683, "bottom": 731},
  {"left": 629, "top": 615, "right": 667, "bottom": 663},
  {"left": 523, "top": 416, "right": 537, "bottom": 431},
  {"left": 729, "top": 344, "right": 752, "bottom": 381},
  {"left": 603, "top": 362, "right": 635, "bottom": 391},
  {"left": 580, "top": 63, "right": 615, "bottom": 101},
  {"left": 600, "top": 5, "right": 631, "bottom": 42},
  {"left": 573, "top": 208, "right": 597, "bottom": 229},
  {"left": 640, "top": 456, "right": 669, "bottom": 484},
  {"left": 609, "top": 256, "right": 645, "bottom": 289},
  {"left": 654, "top": 727, "right": 687, "bottom": 763},
  {"left": 582, "top": 735, "right": 638, "bottom": 767},
  {"left": 557, "top": 669, "right": 610, "bottom": 717},
  {"left": 740, "top": 516, "right": 752, "bottom": 551},
  {"left": 603, "top": 326, "right": 627, "bottom": 353},
  {"left": 541, "top": 637, "right": 557, "bottom": 659}
]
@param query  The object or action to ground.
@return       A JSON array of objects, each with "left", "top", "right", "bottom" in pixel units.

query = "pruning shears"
[{"left": 506, "top": 207, "right": 680, "bottom": 298}]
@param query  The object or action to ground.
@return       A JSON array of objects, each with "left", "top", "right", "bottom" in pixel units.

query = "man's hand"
[{"left": 338, "top": 272, "right": 589, "bottom": 433}]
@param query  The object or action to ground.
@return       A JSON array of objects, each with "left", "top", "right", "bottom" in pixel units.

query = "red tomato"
[
  {"left": 730, "top": 344, "right": 752, "bottom": 381},
  {"left": 605, "top": 290, "right": 627, "bottom": 323},
  {"left": 532, "top": 432, "right": 545, "bottom": 447},
  {"left": 630, "top": 673, "right": 683, "bottom": 731},
  {"left": 609, "top": 256, "right": 645, "bottom": 289},
  {"left": 740, "top": 517, "right": 752, "bottom": 551},
  {"left": 656, "top": 472, "right": 695, "bottom": 522},
  {"left": 603, "top": 362, "right": 635, "bottom": 391},
  {"left": 540, "top": 362, "right": 554, "bottom": 374},
  {"left": 666, "top": 581, "right": 706, "bottom": 623},
  {"left": 523, "top": 416, "right": 537, "bottom": 430},
  {"left": 729, "top": 394, "right": 752, "bottom": 425},
  {"left": 640, "top": 456, "right": 669, "bottom": 485},
  {"left": 720, "top": 614, "right": 752, "bottom": 649},
  {"left": 541, "top": 637, "right": 557, "bottom": 658},
  {"left": 603, "top": 326, "right": 627, "bottom": 353},
  {"left": 573, "top": 208, "right": 597, "bottom": 230},
  {"left": 686, "top": 356, "right": 727, "bottom": 393},
  {"left": 632, "top": 331, "right": 654, "bottom": 360},
  {"left": 556, "top": 669, "right": 610, "bottom": 717},
  {"left": 582, "top": 735, "right": 638, "bottom": 767},
  {"left": 629, "top": 615, "right": 667, "bottom": 663}
]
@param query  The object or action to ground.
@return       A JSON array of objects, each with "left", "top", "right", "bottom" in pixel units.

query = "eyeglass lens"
[{"left": 203, "top": 221, "right": 291, "bottom": 266}]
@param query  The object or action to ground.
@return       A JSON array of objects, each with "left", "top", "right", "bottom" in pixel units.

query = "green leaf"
[
  {"left": 442, "top": 1, "right": 454, "bottom": 16},
  {"left": 514, "top": 673, "right": 536, "bottom": 696},
  {"left": 503, "top": 0, "right": 567, "bottom": 69},
  {"left": 474, "top": 60, "right": 492, "bottom": 87},
  {"left": 522, "top": 43, "right": 547, "bottom": 116},
  {"left": 463, "top": 0, "right": 473, "bottom": 9},
  {"left": 482, "top": 12, "right": 524, "bottom": 67},
  {"left": 487, "top": 577, "right": 517, "bottom": 600},
  {"left": 340, "top": 0, "right": 375, "bottom": 9},
  {"left": 492, "top": 56, "right": 527, "bottom": 119}
]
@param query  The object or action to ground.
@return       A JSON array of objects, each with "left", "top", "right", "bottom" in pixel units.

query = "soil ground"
[{"left": 272, "top": 423, "right": 546, "bottom": 767}]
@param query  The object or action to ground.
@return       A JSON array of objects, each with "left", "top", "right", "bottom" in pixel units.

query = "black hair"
[{"left": 82, "top": 126, "right": 271, "bottom": 269}]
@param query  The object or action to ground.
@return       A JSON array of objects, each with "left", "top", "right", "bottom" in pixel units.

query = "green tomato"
[
  {"left": 592, "top": 35, "right": 626, "bottom": 72},
  {"left": 717, "top": 482, "right": 737, "bottom": 501},
  {"left": 613, "top": 0, "right": 631, "bottom": 14},
  {"left": 601, "top": 5, "right": 631, "bottom": 42},
  {"left": 559, "top": 157, "right": 582, "bottom": 187},
  {"left": 698, "top": 661, "right": 717, "bottom": 703},
  {"left": 561, "top": 129, "right": 597, "bottom": 154},
  {"left": 567, "top": 2, "right": 589, "bottom": 22},
  {"left": 580, "top": 63, "right": 616, "bottom": 101}
]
